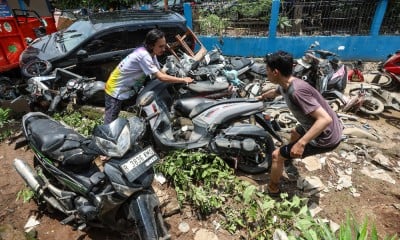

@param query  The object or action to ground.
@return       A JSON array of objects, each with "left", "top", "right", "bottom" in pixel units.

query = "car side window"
[
  {"left": 125, "top": 28, "right": 150, "bottom": 48},
  {"left": 83, "top": 31, "right": 126, "bottom": 54}
]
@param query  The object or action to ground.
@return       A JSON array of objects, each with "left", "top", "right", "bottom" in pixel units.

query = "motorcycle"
[
  {"left": 342, "top": 83, "right": 385, "bottom": 115},
  {"left": 377, "top": 50, "right": 400, "bottom": 90},
  {"left": 14, "top": 112, "right": 170, "bottom": 239},
  {"left": 135, "top": 79, "right": 282, "bottom": 174},
  {"left": 164, "top": 47, "right": 258, "bottom": 99},
  {"left": 25, "top": 67, "right": 105, "bottom": 113},
  {"left": 341, "top": 82, "right": 400, "bottom": 115},
  {"left": 293, "top": 42, "right": 348, "bottom": 110}
]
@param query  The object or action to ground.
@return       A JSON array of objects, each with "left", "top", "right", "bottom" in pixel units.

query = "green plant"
[
  {"left": 198, "top": 13, "right": 228, "bottom": 36},
  {"left": 156, "top": 150, "right": 399, "bottom": 239},
  {"left": 278, "top": 16, "right": 292, "bottom": 30},
  {"left": 16, "top": 187, "right": 35, "bottom": 203},
  {"left": 53, "top": 110, "right": 103, "bottom": 136},
  {"left": 0, "top": 108, "right": 11, "bottom": 127}
]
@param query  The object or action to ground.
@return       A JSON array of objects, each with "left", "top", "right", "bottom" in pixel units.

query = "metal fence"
[
  {"left": 192, "top": 0, "right": 399, "bottom": 37},
  {"left": 380, "top": 0, "right": 400, "bottom": 35}
]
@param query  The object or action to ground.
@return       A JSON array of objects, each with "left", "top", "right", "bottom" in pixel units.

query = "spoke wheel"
[{"left": 21, "top": 60, "right": 52, "bottom": 78}]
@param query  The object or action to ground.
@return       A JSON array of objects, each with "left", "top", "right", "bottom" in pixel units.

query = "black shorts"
[{"left": 279, "top": 125, "right": 340, "bottom": 159}]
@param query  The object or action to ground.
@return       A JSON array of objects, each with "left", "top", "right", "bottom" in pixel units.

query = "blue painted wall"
[{"left": 184, "top": 0, "right": 400, "bottom": 61}]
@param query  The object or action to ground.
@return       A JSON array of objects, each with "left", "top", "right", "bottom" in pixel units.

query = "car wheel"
[{"left": 21, "top": 60, "right": 52, "bottom": 78}]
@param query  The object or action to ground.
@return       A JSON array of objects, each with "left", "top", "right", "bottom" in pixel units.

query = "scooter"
[
  {"left": 14, "top": 112, "right": 169, "bottom": 239},
  {"left": 135, "top": 79, "right": 282, "bottom": 174},
  {"left": 378, "top": 50, "right": 400, "bottom": 90}
]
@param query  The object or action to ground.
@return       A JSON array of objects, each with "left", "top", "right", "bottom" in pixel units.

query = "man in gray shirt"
[{"left": 258, "top": 51, "right": 343, "bottom": 196}]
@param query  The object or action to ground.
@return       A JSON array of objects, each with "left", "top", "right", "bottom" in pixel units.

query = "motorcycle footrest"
[{"left": 60, "top": 215, "right": 75, "bottom": 225}]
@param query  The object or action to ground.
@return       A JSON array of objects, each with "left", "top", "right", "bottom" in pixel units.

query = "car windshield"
[{"left": 56, "top": 21, "right": 96, "bottom": 52}]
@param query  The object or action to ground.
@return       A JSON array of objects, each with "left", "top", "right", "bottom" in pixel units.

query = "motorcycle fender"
[
  {"left": 129, "top": 191, "right": 163, "bottom": 239},
  {"left": 83, "top": 81, "right": 105, "bottom": 97},
  {"left": 254, "top": 113, "right": 283, "bottom": 142}
]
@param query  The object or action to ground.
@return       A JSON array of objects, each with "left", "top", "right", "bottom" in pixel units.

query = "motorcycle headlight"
[{"left": 95, "top": 125, "right": 131, "bottom": 157}]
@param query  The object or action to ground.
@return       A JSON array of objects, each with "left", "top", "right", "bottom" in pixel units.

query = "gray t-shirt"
[{"left": 278, "top": 78, "right": 343, "bottom": 147}]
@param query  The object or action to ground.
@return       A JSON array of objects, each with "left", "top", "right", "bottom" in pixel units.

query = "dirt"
[{"left": 0, "top": 109, "right": 400, "bottom": 240}]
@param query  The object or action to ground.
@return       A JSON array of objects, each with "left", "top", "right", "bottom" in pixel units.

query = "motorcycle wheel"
[
  {"left": 359, "top": 97, "right": 385, "bottom": 115},
  {"left": 21, "top": 59, "right": 52, "bottom": 78},
  {"left": 235, "top": 134, "right": 274, "bottom": 174},
  {"left": 0, "top": 77, "right": 19, "bottom": 100}
]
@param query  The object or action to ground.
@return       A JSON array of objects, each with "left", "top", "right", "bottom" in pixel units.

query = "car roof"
[{"left": 88, "top": 10, "right": 187, "bottom": 27}]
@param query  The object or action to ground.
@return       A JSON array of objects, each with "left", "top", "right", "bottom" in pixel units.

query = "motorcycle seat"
[
  {"left": 28, "top": 118, "right": 97, "bottom": 167},
  {"left": 187, "top": 80, "right": 229, "bottom": 93},
  {"left": 174, "top": 97, "right": 216, "bottom": 117},
  {"left": 229, "top": 57, "right": 253, "bottom": 70}
]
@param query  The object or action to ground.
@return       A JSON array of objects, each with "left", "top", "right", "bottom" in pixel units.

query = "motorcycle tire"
[
  {"left": 21, "top": 59, "right": 52, "bottom": 78},
  {"left": 0, "top": 77, "right": 19, "bottom": 100},
  {"left": 359, "top": 97, "right": 385, "bottom": 115},
  {"left": 235, "top": 134, "right": 274, "bottom": 174}
]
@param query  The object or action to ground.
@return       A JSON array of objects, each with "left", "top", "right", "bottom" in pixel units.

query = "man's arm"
[
  {"left": 257, "top": 87, "right": 280, "bottom": 100},
  {"left": 290, "top": 107, "right": 332, "bottom": 157},
  {"left": 154, "top": 71, "right": 193, "bottom": 84}
]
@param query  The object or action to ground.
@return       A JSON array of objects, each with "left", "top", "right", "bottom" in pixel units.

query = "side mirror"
[{"left": 77, "top": 50, "right": 88, "bottom": 60}]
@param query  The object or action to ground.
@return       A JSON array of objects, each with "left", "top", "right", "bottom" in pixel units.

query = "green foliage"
[
  {"left": 156, "top": 150, "right": 399, "bottom": 239},
  {"left": 336, "top": 212, "right": 399, "bottom": 240},
  {"left": 278, "top": 16, "right": 292, "bottom": 30},
  {"left": 53, "top": 110, "right": 102, "bottom": 136},
  {"left": 0, "top": 108, "right": 13, "bottom": 142},
  {"left": 16, "top": 187, "right": 35, "bottom": 203},
  {"left": 235, "top": 0, "right": 271, "bottom": 20},
  {"left": 198, "top": 13, "right": 228, "bottom": 36},
  {"left": 0, "top": 108, "right": 11, "bottom": 127},
  {"left": 156, "top": 150, "right": 326, "bottom": 239}
]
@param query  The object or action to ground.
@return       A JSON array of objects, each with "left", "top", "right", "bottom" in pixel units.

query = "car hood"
[{"left": 20, "top": 33, "right": 65, "bottom": 66}]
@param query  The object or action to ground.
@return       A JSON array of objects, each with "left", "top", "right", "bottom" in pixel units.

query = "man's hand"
[
  {"left": 290, "top": 141, "right": 305, "bottom": 158},
  {"left": 257, "top": 88, "right": 278, "bottom": 100},
  {"left": 182, "top": 77, "right": 194, "bottom": 84}
]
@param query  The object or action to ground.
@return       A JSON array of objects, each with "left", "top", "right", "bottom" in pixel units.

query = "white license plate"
[{"left": 120, "top": 147, "right": 158, "bottom": 175}]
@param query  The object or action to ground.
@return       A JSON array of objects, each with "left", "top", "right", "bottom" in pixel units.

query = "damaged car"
[{"left": 19, "top": 10, "right": 194, "bottom": 81}]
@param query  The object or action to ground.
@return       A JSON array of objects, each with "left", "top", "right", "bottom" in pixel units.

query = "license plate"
[{"left": 120, "top": 147, "right": 160, "bottom": 182}]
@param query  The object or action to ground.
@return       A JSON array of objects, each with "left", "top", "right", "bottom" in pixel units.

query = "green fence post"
[
  {"left": 269, "top": 0, "right": 280, "bottom": 37},
  {"left": 370, "top": 0, "right": 388, "bottom": 36}
]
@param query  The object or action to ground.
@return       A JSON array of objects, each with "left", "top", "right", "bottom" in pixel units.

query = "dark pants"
[
  {"left": 279, "top": 125, "right": 341, "bottom": 159},
  {"left": 104, "top": 94, "right": 122, "bottom": 124}
]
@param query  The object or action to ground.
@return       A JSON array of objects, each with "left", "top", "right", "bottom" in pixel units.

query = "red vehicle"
[
  {"left": 379, "top": 50, "right": 400, "bottom": 90},
  {"left": 0, "top": 0, "right": 57, "bottom": 75}
]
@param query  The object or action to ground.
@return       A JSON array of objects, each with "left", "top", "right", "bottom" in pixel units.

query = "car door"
[{"left": 75, "top": 28, "right": 133, "bottom": 81}]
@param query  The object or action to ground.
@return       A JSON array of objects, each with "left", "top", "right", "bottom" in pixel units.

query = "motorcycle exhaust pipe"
[
  {"left": 13, "top": 158, "right": 44, "bottom": 195},
  {"left": 14, "top": 158, "right": 70, "bottom": 214}
]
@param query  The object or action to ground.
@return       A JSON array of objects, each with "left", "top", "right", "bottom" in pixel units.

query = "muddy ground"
[{"left": 0, "top": 107, "right": 399, "bottom": 239}]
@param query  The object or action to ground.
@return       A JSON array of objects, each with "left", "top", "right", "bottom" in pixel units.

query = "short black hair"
[
  {"left": 144, "top": 28, "right": 165, "bottom": 53},
  {"left": 264, "top": 50, "right": 293, "bottom": 77}
]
